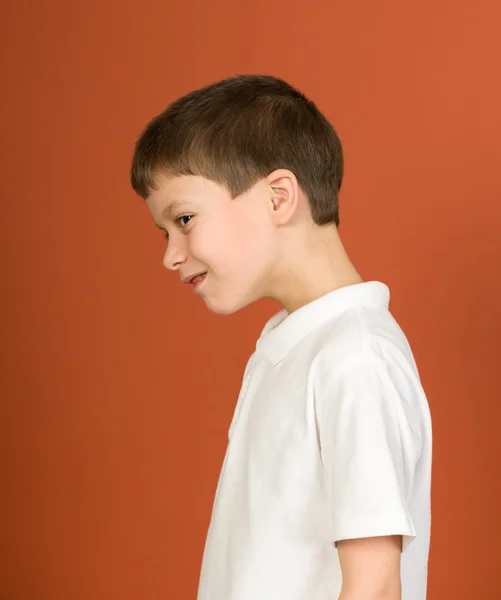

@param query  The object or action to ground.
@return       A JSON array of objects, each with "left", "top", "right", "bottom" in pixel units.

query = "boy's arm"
[
  {"left": 314, "top": 354, "right": 421, "bottom": 598},
  {"left": 337, "top": 535, "right": 402, "bottom": 600}
]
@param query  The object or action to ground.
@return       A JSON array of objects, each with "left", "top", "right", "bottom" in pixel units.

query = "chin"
[{"left": 202, "top": 294, "right": 253, "bottom": 316}]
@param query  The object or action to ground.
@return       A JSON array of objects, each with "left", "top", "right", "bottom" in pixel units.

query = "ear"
[{"left": 265, "top": 169, "right": 300, "bottom": 226}]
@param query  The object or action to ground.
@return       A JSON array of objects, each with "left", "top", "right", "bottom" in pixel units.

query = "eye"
[
  {"left": 176, "top": 215, "right": 193, "bottom": 228},
  {"left": 160, "top": 215, "right": 193, "bottom": 240}
]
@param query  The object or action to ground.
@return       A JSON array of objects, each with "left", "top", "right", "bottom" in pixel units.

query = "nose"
[{"left": 163, "top": 235, "right": 188, "bottom": 271}]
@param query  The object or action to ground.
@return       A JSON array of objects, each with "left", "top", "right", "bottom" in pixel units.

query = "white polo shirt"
[{"left": 197, "top": 281, "right": 432, "bottom": 600}]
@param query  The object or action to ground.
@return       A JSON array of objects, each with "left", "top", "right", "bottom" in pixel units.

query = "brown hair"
[{"left": 130, "top": 74, "right": 344, "bottom": 227}]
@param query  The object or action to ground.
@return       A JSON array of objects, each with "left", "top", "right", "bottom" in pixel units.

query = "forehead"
[{"left": 145, "top": 175, "right": 228, "bottom": 222}]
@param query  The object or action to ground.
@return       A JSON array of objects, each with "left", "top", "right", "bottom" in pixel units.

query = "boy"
[{"left": 130, "top": 75, "right": 432, "bottom": 600}]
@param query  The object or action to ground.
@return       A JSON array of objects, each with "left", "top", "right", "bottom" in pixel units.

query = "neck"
[{"left": 266, "top": 225, "right": 363, "bottom": 314}]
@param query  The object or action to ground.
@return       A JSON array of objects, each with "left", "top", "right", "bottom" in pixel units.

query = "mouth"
[
  {"left": 183, "top": 271, "right": 207, "bottom": 284},
  {"left": 191, "top": 273, "right": 207, "bottom": 289}
]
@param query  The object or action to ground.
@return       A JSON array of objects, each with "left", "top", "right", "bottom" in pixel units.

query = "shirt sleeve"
[{"left": 315, "top": 355, "right": 421, "bottom": 552}]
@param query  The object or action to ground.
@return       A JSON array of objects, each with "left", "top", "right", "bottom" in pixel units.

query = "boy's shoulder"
[
  {"left": 253, "top": 282, "right": 419, "bottom": 385},
  {"left": 260, "top": 287, "right": 407, "bottom": 363},
  {"left": 311, "top": 297, "right": 409, "bottom": 369},
  {"left": 307, "top": 299, "right": 423, "bottom": 422}
]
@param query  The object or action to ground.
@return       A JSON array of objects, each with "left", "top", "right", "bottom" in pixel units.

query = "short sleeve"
[{"left": 315, "top": 356, "right": 420, "bottom": 552}]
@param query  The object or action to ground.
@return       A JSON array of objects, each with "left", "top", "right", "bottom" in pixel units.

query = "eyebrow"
[
  {"left": 155, "top": 199, "right": 188, "bottom": 232},
  {"left": 161, "top": 199, "right": 184, "bottom": 220}
]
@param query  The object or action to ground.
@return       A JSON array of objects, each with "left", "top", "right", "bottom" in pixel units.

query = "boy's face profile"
[{"left": 146, "top": 174, "right": 280, "bottom": 315}]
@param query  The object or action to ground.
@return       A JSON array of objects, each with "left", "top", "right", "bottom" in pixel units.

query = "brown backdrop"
[{"left": 2, "top": 0, "right": 500, "bottom": 598}]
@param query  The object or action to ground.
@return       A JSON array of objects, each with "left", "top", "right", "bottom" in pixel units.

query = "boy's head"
[{"left": 131, "top": 74, "right": 345, "bottom": 315}]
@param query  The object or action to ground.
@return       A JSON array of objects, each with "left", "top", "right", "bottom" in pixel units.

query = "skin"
[
  {"left": 337, "top": 536, "right": 402, "bottom": 600},
  {"left": 145, "top": 169, "right": 363, "bottom": 315},
  {"left": 145, "top": 169, "right": 402, "bottom": 597}
]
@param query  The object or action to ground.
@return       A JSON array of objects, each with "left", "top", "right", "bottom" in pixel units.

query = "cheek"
[
  {"left": 188, "top": 214, "right": 249, "bottom": 264},
  {"left": 189, "top": 207, "right": 274, "bottom": 279},
  {"left": 227, "top": 222, "right": 275, "bottom": 282}
]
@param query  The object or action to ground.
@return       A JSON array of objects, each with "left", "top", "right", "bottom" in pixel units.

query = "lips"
[
  {"left": 183, "top": 271, "right": 207, "bottom": 285},
  {"left": 191, "top": 273, "right": 206, "bottom": 286}
]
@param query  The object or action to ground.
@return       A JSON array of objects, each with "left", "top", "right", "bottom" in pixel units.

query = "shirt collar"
[{"left": 255, "top": 281, "right": 390, "bottom": 365}]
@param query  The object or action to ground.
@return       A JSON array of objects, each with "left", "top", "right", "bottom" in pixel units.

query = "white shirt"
[{"left": 197, "top": 281, "right": 432, "bottom": 600}]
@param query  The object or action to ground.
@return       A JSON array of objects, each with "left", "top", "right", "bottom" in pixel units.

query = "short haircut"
[{"left": 131, "top": 74, "right": 344, "bottom": 226}]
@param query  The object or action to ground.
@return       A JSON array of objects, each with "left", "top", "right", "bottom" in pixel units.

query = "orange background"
[{"left": 2, "top": 0, "right": 500, "bottom": 598}]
